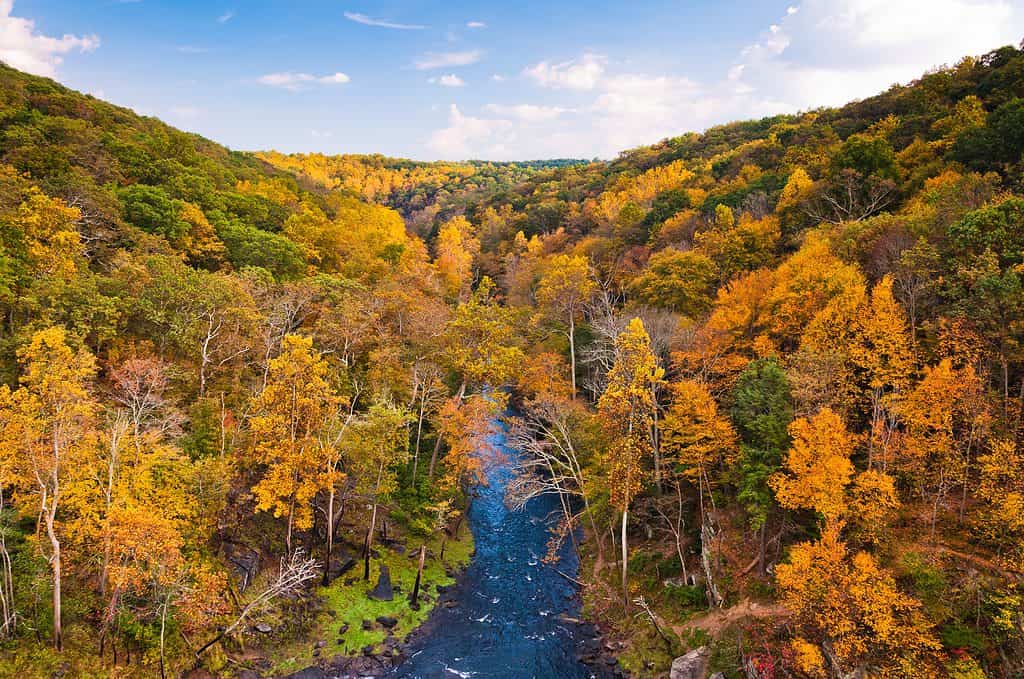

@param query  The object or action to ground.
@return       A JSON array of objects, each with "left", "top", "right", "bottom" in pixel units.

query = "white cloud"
[
  {"left": 319, "top": 72, "right": 351, "bottom": 84},
  {"left": 344, "top": 11, "right": 426, "bottom": 30},
  {"left": 426, "top": 0, "right": 1024, "bottom": 160},
  {"left": 428, "top": 104, "right": 514, "bottom": 159},
  {"left": 257, "top": 71, "right": 350, "bottom": 90},
  {"left": 730, "top": 0, "right": 1024, "bottom": 110},
  {"left": 0, "top": 0, "right": 99, "bottom": 77},
  {"left": 523, "top": 53, "right": 606, "bottom": 90},
  {"left": 491, "top": 74, "right": 505, "bottom": 82},
  {"left": 429, "top": 74, "right": 466, "bottom": 87},
  {"left": 217, "top": 10, "right": 234, "bottom": 23},
  {"left": 176, "top": 45, "right": 209, "bottom": 54},
  {"left": 467, "top": 21, "right": 486, "bottom": 28},
  {"left": 311, "top": 129, "right": 333, "bottom": 138},
  {"left": 414, "top": 50, "right": 482, "bottom": 70},
  {"left": 484, "top": 103, "right": 573, "bottom": 122}
]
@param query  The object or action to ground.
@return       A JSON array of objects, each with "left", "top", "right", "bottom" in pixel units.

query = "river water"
[{"left": 390, "top": 423, "right": 614, "bottom": 679}]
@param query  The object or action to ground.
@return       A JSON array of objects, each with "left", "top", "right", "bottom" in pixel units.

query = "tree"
[
  {"left": 597, "top": 318, "right": 663, "bottom": 605},
  {"left": 434, "top": 216, "right": 480, "bottom": 301},
  {"left": 535, "top": 254, "right": 596, "bottom": 397},
  {"left": 898, "top": 359, "right": 990, "bottom": 536},
  {"left": 975, "top": 439, "right": 1024, "bottom": 569},
  {"left": 776, "top": 523, "right": 941, "bottom": 676},
  {"left": 0, "top": 326, "right": 97, "bottom": 650},
  {"left": 136, "top": 257, "right": 258, "bottom": 396},
  {"left": 507, "top": 384, "right": 602, "bottom": 559},
  {"left": 730, "top": 358, "right": 793, "bottom": 573},
  {"left": 194, "top": 550, "right": 319, "bottom": 659},
  {"left": 343, "top": 403, "right": 409, "bottom": 580},
  {"left": 251, "top": 335, "right": 342, "bottom": 553},
  {"left": 770, "top": 408, "right": 855, "bottom": 522},
  {"left": 659, "top": 379, "right": 737, "bottom": 580},
  {"left": 627, "top": 250, "right": 716, "bottom": 318},
  {"left": 848, "top": 276, "right": 915, "bottom": 468}
]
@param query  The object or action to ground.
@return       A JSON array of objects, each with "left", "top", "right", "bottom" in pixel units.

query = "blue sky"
[{"left": 3, "top": 0, "right": 1024, "bottom": 160}]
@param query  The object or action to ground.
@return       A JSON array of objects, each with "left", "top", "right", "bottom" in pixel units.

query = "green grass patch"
[{"left": 268, "top": 529, "right": 473, "bottom": 675}]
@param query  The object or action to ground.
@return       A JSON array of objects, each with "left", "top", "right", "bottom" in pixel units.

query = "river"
[{"left": 389, "top": 421, "right": 617, "bottom": 679}]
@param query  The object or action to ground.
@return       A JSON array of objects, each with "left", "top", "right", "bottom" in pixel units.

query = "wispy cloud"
[
  {"left": 414, "top": 50, "right": 482, "bottom": 70},
  {"left": 176, "top": 45, "right": 210, "bottom": 54},
  {"left": 429, "top": 74, "right": 466, "bottom": 87},
  {"left": 483, "top": 103, "right": 574, "bottom": 122},
  {"left": 344, "top": 11, "right": 426, "bottom": 30},
  {"left": 257, "top": 71, "right": 351, "bottom": 90},
  {"left": 466, "top": 21, "right": 487, "bottom": 28},
  {"left": 428, "top": 104, "right": 513, "bottom": 158},
  {"left": 0, "top": 0, "right": 99, "bottom": 77},
  {"left": 217, "top": 10, "right": 234, "bottom": 23},
  {"left": 523, "top": 53, "right": 606, "bottom": 90}
]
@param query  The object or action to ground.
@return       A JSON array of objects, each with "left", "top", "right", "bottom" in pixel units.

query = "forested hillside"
[{"left": 1, "top": 39, "right": 1024, "bottom": 679}]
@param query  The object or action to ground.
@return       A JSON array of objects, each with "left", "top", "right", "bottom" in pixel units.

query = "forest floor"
[{"left": 261, "top": 528, "right": 474, "bottom": 676}]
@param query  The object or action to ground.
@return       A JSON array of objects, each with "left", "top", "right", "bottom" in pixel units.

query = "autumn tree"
[
  {"left": 659, "top": 379, "right": 737, "bottom": 579},
  {"left": 776, "top": 523, "right": 941, "bottom": 676},
  {"left": 250, "top": 335, "right": 342, "bottom": 553},
  {"left": 897, "top": 359, "right": 989, "bottom": 535},
  {"left": 435, "top": 216, "right": 480, "bottom": 302},
  {"left": 535, "top": 254, "right": 596, "bottom": 397},
  {"left": 0, "top": 326, "right": 97, "bottom": 649},
  {"left": 771, "top": 408, "right": 855, "bottom": 522},
  {"left": 598, "top": 318, "right": 664, "bottom": 605},
  {"left": 627, "top": 249, "right": 716, "bottom": 318},
  {"left": 343, "top": 403, "right": 410, "bottom": 580},
  {"left": 975, "top": 439, "right": 1024, "bottom": 569}
]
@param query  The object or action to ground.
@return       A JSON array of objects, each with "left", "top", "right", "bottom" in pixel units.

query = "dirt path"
[{"left": 671, "top": 599, "right": 788, "bottom": 637}]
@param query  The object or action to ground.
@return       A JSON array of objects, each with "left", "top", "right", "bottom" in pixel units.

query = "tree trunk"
[
  {"left": 363, "top": 460, "right": 385, "bottom": 581},
  {"left": 410, "top": 546, "right": 426, "bottom": 607},
  {"left": 620, "top": 508, "right": 629, "bottom": 608},
  {"left": 159, "top": 598, "right": 169, "bottom": 679},
  {"left": 568, "top": 316, "right": 577, "bottom": 398},
  {"left": 757, "top": 522, "right": 767, "bottom": 576},
  {"left": 323, "top": 488, "right": 336, "bottom": 586},
  {"left": 45, "top": 513, "right": 62, "bottom": 650},
  {"left": 412, "top": 390, "right": 427, "bottom": 484}
]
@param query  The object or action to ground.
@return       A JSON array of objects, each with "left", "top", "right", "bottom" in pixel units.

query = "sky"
[{"left": 2, "top": 0, "right": 1024, "bottom": 161}]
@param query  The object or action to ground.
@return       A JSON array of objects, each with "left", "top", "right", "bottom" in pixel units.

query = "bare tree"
[
  {"left": 194, "top": 550, "right": 319, "bottom": 658},
  {"left": 109, "top": 357, "right": 183, "bottom": 450},
  {"left": 802, "top": 170, "right": 896, "bottom": 224},
  {"left": 506, "top": 396, "right": 603, "bottom": 560},
  {"left": 0, "top": 482, "right": 15, "bottom": 639}
]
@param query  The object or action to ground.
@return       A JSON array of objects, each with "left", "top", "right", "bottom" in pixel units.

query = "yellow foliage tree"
[
  {"left": 435, "top": 216, "right": 480, "bottom": 301},
  {"left": 771, "top": 408, "right": 855, "bottom": 522},
  {"left": 598, "top": 317, "right": 664, "bottom": 605},
  {"left": 776, "top": 523, "right": 941, "bottom": 675},
  {"left": 0, "top": 326, "right": 97, "bottom": 650},
  {"left": 535, "top": 254, "right": 596, "bottom": 396},
  {"left": 250, "top": 334, "right": 343, "bottom": 552}
]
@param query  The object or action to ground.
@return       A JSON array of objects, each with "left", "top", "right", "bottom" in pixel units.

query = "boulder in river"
[
  {"left": 670, "top": 647, "right": 708, "bottom": 679},
  {"left": 367, "top": 564, "right": 393, "bottom": 601}
]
